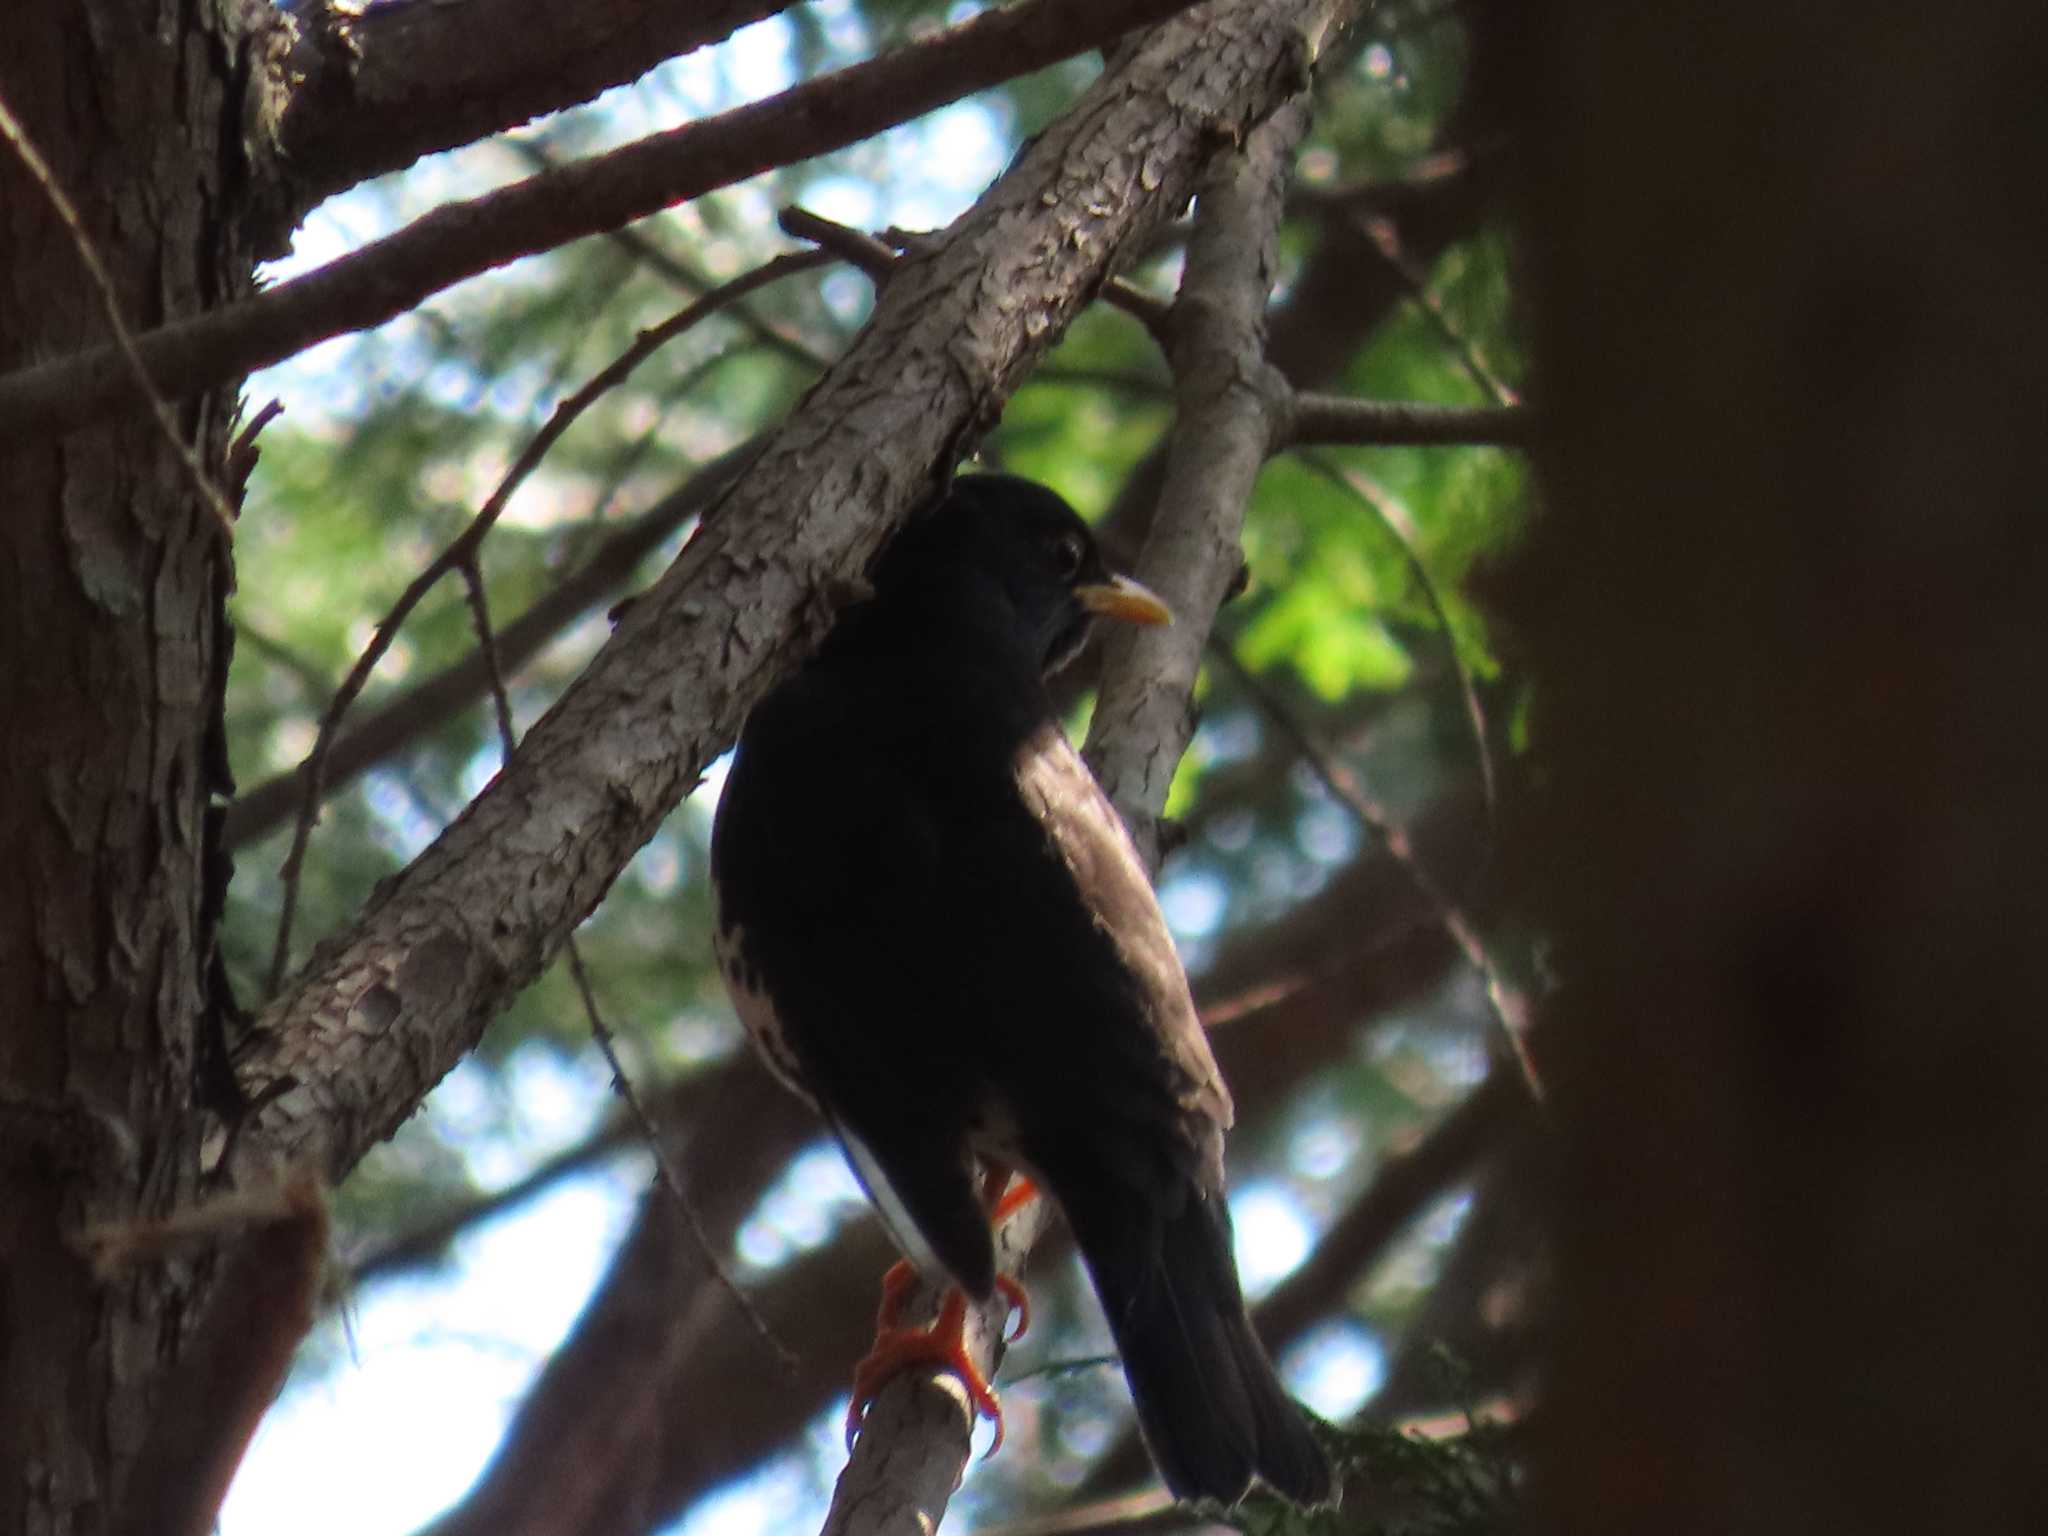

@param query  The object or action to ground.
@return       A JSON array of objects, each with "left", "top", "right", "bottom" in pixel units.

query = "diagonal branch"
[
  {"left": 228, "top": 0, "right": 1347, "bottom": 1196},
  {"left": 0, "top": 0, "right": 1202, "bottom": 445},
  {"left": 1217, "top": 642, "right": 1546, "bottom": 1102}
]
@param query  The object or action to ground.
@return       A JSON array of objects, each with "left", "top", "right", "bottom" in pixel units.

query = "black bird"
[{"left": 710, "top": 473, "right": 1332, "bottom": 1507}]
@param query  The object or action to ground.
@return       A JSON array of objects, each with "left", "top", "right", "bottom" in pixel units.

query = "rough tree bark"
[{"left": 0, "top": 3, "right": 262, "bottom": 1530}]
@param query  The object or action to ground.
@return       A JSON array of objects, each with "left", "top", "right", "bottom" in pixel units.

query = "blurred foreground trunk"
[{"left": 1509, "top": 5, "right": 2048, "bottom": 1532}]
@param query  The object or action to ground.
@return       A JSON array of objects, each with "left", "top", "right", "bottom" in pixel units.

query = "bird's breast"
[{"left": 713, "top": 920, "right": 818, "bottom": 1109}]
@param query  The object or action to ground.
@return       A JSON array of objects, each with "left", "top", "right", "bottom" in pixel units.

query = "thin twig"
[
  {"left": 1354, "top": 210, "right": 1520, "bottom": 408},
  {"left": 0, "top": 89, "right": 238, "bottom": 533},
  {"left": 781, "top": 205, "right": 1178, "bottom": 351},
  {"left": 264, "top": 251, "right": 825, "bottom": 991},
  {"left": 567, "top": 942, "right": 799, "bottom": 1373},
  {"left": 454, "top": 547, "right": 797, "bottom": 1371},
  {"left": 1197, "top": 919, "right": 1435, "bottom": 1030},
  {"left": 1289, "top": 146, "right": 1474, "bottom": 214},
  {"left": 1296, "top": 451, "right": 1498, "bottom": 817},
  {"left": 506, "top": 136, "right": 835, "bottom": 373},
  {"left": 1209, "top": 643, "right": 1545, "bottom": 1103},
  {"left": 457, "top": 557, "right": 519, "bottom": 751},
  {"left": 233, "top": 620, "right": 334, "bottom": 701},
  {"left": 778, "top": 206, "right": 901, "bottom": 275},
  {"left": 227, "top": 398, "right": 286, "bottom": 497}
]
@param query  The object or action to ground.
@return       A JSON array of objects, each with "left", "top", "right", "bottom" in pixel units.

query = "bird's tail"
[{"left": 1065, "top": 1183, "right": 1333, "bottom": 1508}]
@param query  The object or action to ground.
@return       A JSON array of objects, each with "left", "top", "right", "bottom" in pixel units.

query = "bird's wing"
[
  {"left": 1001, "top": 722, "right": 1340, "bottom": 1503},
  {"left": 1005, "top": 718, "right": 1233, "bottom": 1188}
]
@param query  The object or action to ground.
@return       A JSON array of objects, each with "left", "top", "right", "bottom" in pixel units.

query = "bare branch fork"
[{"left": 783, "top": 204, "right": 1529, "bottom": 450}]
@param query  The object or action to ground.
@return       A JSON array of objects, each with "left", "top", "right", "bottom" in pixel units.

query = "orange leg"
[
  {"left": 844, "top": 1175, "right": 1044, "bottom": 1454},
  {"left": 991, "top": 1174, "right": 1038, "bottom": 1225},
  {"left": 988, "top": 1174, "right": 1038, "bottom": 1341},
  {"left": 846, "top": 1284, "right": 1005, "bottom": 1453}
]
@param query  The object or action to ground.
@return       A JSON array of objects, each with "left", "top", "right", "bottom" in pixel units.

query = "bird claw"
[
  {"left": 843, "top": 1181, "right": 1038, "bottom": 1455},
  {"left": 996, "top": 1274, "right": 1030, "bottom": 1344},
  {"left": 845, "top": 1287, "right": 1006, "bottom": 1456}
]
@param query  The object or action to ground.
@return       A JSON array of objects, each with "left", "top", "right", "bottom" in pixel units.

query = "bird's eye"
[{"left": 1052, "top": 533, "right": 1086, "bottom": 580}]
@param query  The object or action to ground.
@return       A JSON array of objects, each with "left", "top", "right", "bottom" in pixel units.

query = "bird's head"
[{"left": 877, "top": 473, "right": 1173, "bottom": 676}]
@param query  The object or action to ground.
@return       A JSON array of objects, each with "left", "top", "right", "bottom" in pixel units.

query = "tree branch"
[
  {"left": 1083, "top": 98, "right": 1310, "bottom": 865},
  {"left": 278, "top": 0, "right": 797, "bottom": 208},
  {"left": 0, "top": 0, "right": 1203, "bottom": 444},
  {"left": 778, "top": 205, "right": 1178, "bottom": 351},
  {"left": 1256, "top": 1068, "right": 1522, "bottom": 1346},
  {"left": 1076, "top": 0, "right": 1509, "bottom": 575},
  {"left": 228, "top": 0, "right": 1349, "bottom": 1193}
]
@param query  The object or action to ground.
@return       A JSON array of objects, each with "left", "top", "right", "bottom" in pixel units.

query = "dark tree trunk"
[
  {"left": 1509, "top": 4, "right": 2048, "bottom": 1532},
  {"left": 0, "top": 4, "right": 252, "bottom": 1529}
]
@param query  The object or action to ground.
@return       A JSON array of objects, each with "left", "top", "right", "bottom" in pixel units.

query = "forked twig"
[
  {"left": 1296, "top": 450, "right": 1498, "bottom": 818},
  {"left": 1209, "top": 642, "right": 1545, "bottom": 1103},
  {"left": 458, "top": 550, "right": 798, "bottom": 1373},
  {"left": 567, "top": 941, "right": 799, "bottom": 1373},
  {"left": 265, "top": 248, "right": 830, "bottom": 991},
  {"left": 1353, "top": 210, "right": 1519, "bottom": 408},
  {"left": 780, "top": 205, "right": 1177, "bottom": 350}
]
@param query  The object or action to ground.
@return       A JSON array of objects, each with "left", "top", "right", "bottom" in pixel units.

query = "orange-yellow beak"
[{"left": 1075, "top": 574, "right": 1173, "bottom": 628}]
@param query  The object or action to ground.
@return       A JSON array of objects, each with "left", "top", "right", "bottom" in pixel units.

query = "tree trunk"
[
  {"left": 1510, "top": 3, "right": 2048, "bottom": 1531},
  {"left": 0, "top": 3, "right": 251, "bottom": 1529}
]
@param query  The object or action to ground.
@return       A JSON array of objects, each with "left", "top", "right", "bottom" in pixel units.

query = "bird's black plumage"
[{"left": 710, "top": 473, "right": 1332, "bottom": 1507}]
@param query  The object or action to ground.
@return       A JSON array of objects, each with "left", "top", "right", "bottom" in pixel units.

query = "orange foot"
[{"left": 845, "top": 1260, "right": 1033, "bottom": 1455}]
